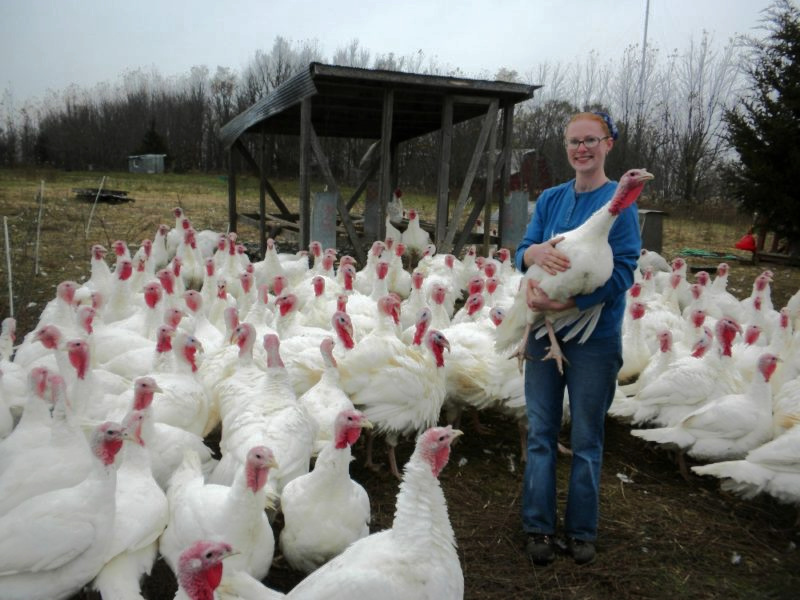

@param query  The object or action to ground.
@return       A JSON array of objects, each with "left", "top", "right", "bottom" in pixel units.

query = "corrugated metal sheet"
[{"left": 219, "top": 62, "right": 538, "bottom": 148}]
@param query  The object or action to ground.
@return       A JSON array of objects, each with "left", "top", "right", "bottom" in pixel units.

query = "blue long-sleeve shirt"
[{"left": 514, "top": 179, "right": 641, "bottom": 340}]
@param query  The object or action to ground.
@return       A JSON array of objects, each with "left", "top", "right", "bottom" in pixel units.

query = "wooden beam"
[
  {"left": 234, "top": 139, "right": 292, "bottom": 218},
  {"left": 309, "top": 127, "right": 367, "bottom": 264},
  {"left": 454, "top": 194, "right": 486, "bottom": 254},
  {"left": 346, "top": 156, "right": 381, "bottom": 211},
  {"left": 227, "top": 145, "right": 238, "bottom": 233},
  {"left": 258, "top": 135, "right": 267, "bottom": 258},
  {"left": 298, "top": 97, "right": 311, "bottom": 249},
  {"left": 376, "top": 89, "right": 394, "bottom": 242},
  {"left": 443, "top": 99, "right": 499, "bottom": 251},
  {"left": 497, "top": 101, "right": 516, "bottom": 249},
  {"left": 481, "top": 103, "right": 499, "bottom": 256},
  {"left": 436, "top": 96, "right": 454, "bottom": 248}
]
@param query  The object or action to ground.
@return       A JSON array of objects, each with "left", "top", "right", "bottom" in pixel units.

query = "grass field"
[{"left": 1, "top": 168, "right": 799, "bottom": 599}]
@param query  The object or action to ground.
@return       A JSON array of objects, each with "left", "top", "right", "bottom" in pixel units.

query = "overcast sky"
[{"left": 0, "top": 0, "right": 777, "bottom": 108}]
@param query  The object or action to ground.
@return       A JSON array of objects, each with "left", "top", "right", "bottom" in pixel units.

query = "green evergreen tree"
[
  {"left": 723, "top": 0, "right": 800, "bottom": 252},
  {"left": 134, "top": 118, "right": 169, "bottom": 157}
]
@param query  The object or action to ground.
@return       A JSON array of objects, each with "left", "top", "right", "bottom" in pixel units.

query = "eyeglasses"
[{"left": 564, "top": 136, "right": 609, "bottom": 149}]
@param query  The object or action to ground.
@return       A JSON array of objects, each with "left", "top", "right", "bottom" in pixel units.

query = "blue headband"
[{"left": 593, "top": 111, "right": 619, "bottom": 140}]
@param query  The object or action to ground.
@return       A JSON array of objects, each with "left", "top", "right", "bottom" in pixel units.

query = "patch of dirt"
[{"left": 1, "top": 173, "right": 799, "bottom": 599}]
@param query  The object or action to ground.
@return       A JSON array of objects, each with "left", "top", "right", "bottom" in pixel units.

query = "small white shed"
[{"left": 128, "top": 154, "right": 166, "bottom": 174}]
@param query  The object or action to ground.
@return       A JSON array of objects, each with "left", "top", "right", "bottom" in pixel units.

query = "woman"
[{"left": 516, "top": 111, "right": 640, "bottom": 566}]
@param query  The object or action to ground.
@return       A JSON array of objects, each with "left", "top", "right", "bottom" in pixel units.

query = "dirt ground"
[{"left": 1, "top": 171, "right": 799, "bottom": 599}]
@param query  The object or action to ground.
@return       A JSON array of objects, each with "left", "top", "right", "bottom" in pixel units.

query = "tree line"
[{"left": 1, "top": 2, "right": 797, "bottom": 241}]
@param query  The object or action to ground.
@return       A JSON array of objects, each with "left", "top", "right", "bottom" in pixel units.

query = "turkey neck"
[
  {"left": 391, "top": 458, "right": 456, "bottom": 554},
  {"left": 312, "top": 443, "right": 354, "bottom": 487}
]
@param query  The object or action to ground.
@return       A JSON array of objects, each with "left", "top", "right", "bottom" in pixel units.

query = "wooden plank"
[
  {"left": 309, "top": 127, "right": 367, "bottom": 264},
  {"left": 443, "top": 99, "right": 499, "bottom": 251},
  {"left": 436, "top": 96, "right": 454, "bottom": 249},
  {"left": 298, "top": 97, "right": 311, "bottom": 249},
  {"left": 376, "top": 88, "right": 394, "bottom": 242}
]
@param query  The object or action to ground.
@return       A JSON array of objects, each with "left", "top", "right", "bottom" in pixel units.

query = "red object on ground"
[{"left": 735, "top": 232, "right": 757, "bottom": 252}]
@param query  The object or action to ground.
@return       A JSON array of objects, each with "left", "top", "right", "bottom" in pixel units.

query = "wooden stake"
[
  {"left": 3, "top": 216, "right": 13, "bottom": 318},
  {"left": 85, "top": 175, "right": 107, "bottom": 238},
  {"left": 34, "top": 180, "right": 45, "bottom": 275}
]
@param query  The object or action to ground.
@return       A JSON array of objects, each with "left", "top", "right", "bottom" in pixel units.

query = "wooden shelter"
[{"left": 219, "top": 62, "right": 538, "bottom": 263}]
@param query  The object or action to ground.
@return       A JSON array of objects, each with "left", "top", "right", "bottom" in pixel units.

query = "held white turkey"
[
  {"left": 494, "top": 168, "right": 654, "bottom": 373},
  {"left": 285, "top": 425, "right": 464, "bottom": 600},
  {"left": 279, "top": 409, "right": 373, "bottom": 574}
]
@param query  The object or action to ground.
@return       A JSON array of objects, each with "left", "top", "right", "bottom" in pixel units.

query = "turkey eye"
[{"left": 206, "top": 552, "right": 212, "bottom": 559}]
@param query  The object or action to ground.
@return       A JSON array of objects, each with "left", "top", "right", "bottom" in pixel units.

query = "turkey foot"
[
  {"left": 509, "top": 323, "right": 532, "bottom": 374},
  {"left": 542, "top": 320, "right": 568, "bottom": 374},
  {"left": 364, "top": 430, "right": 382, "bottom": 473},
  {"left": 470, "top": 409, "right": 493, "bottom": 435},
  {"left": 387, "top": 444, "right": 402, "bottom": 480}
]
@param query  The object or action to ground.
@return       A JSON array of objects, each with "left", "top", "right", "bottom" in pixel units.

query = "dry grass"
[{"left": 1, "top": 169, "right": 799, "bottom": 600}]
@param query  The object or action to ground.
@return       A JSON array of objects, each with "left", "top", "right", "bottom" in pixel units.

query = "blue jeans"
[{"left": 521, "top": 331, "right": 622, "bottom": 542}]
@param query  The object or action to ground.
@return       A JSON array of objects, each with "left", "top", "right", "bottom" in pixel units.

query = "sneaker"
[
  {"left": 567, "top": 537, "right": 596, "bottom": 565},
  {"left": 526, "top": 534, "right": 556, "bottom": 565}
]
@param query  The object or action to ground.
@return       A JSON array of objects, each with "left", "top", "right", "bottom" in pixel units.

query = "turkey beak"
[
  {"left": 451, "top": 429, "right": 464, "bottom": 439},
  {"left": 266, "top": 455, "right": 279, "bottom": 470},
  {"left": 120, "top": 427, "right": 139, "bottom": 443},
  {"left": 634, "top": 170, "right": 655, "bottom": 184},
  {"left": 151, "top": 382, "right": 164, "bottom": 394},
  {"left": 221, "top": 547, "right": 241, "bottom": 560},
  {"left": 442, "top": 338, "right": 451, "bottom": 353},
  {"left": 360, "top": 418, "right": 374, "bottom": 430}
]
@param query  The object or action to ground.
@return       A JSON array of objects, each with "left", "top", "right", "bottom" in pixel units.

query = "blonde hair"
[{"left": 566, "top": 112, "right": 611, "bottom": 137}]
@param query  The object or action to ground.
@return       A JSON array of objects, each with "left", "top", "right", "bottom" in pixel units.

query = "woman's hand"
[
  {"left": 526, "top": 279, "right": 576, "bottom": 312},
  {"left": 523, "top": 236, "right": 570, "bottom": 276}
]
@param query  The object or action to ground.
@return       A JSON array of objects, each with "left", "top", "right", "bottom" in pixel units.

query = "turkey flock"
[{"left": 0, "top": 202, "right": 799, "bottom": 599}]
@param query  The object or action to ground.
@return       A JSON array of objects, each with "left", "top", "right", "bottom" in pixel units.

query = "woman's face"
[{"left": 564, "top": 117, "right": 613, "bottom": 176}]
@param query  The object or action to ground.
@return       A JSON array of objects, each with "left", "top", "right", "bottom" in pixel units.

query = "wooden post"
[
  {"left": 482, "top": 107, "right": 499, "bottom": 256},
  {"left": 259, "top": 135, "right": 267, "bottom": 259},
  {"left": 443, "top": 99, "right": 498, "bottom": 251},
  {"left": 436, "top": 96, "right": 454, "bottom": 249},
  {"left": 497, "top": 101, "right": 515, "bottom": 249},
  {"left": 227, "top": 147, "right": 238, "bottom": 233},
  {"left": 3, "top": 216, "right": 12, "bottom": 318},
  {"left": 377, "top": 89, "right": 394, "bottom": 243},
  {"left": 299, "top": 97, "right": 312, "bottom": 250}
]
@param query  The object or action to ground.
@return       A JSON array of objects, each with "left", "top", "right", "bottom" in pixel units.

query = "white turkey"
[
  {"left": 160, "top": 445, "right": 278, "bottom": 581},
  {"left": 285, "top": 425, "right": 463, "bottom": 600},
  {"left": 0, "top": 421, "right": 133, "bottom": 600},
  {"left": 297, "top": 337, "right": 356, "bottom": 454},
  {"left": 92, "top": 408, "right": 169, "bottom": 600},
  {"left": 630, "top": 317, "right": 745, "bottom": 427},
  {"left": 210, "top": 334, "right": 317, "bottom": 505},
  {"left": 632, "top": 353, "right": 779, "bottom": 476},
  {"left": 279, "top": 409, "right": 372, "bottom": 574},
  {"left": 173, "top": 540, "right": 285, "bottom": 600},
  {"left": 401, "top": 207, "right": 432, "bottom": 267},
  {"left": 333, "top": 296, "right": 450, "bottom": 478},
  {"left": 494, "top": 168, "right": 654, "bottom": 373}
]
